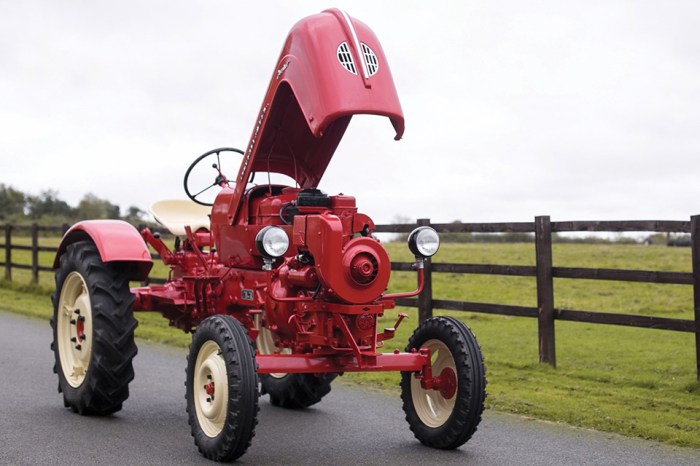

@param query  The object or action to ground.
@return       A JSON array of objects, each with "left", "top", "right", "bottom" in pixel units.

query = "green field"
[{"left": 1, "top": 235, "right": 699, "bottom": 448}]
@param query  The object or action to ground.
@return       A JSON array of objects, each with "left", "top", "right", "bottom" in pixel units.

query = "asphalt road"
[{"left": 1, "top": 310, "right": 699, "bottom": 465}]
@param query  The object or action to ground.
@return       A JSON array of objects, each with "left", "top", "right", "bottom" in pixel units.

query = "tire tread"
[
  {"left": 186, "top": 315, "right": 259, "bottom": 462},
  {"left": 400, "top": 316, "right": 487, "bottom": 449},
  {"left": 51, "top": 240, "right": 138, "bottom": 416}
]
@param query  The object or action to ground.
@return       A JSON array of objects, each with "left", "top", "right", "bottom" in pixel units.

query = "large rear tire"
[
  {"left": 186, "top": 315, "right": 259, "bottom": 462},
  {"left": 255, "top": 314, "right": 336, "bottom": 409},
  {"left": 50, "top": 240, "right": 138, "bottom": 415},
  {"left": 401, "top": 316, "right": 486, "bottom": 449}
]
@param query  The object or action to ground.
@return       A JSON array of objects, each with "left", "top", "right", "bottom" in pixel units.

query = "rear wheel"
[
  {"left": 401, "top": 316, "right": 486, "bottom": 449},
  {"left": 186, "top": 315, "right": 259, "bottom": 462},
  {"left": 256, "top": 314, "right": 336, "bottom": 409},
  {"left": 50, "top": 240, "right": 138, "bottom": 415}
]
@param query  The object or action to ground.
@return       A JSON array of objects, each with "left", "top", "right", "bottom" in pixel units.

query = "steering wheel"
[{"left": 183, "top": 147, "right": 244, "bottom": 206}]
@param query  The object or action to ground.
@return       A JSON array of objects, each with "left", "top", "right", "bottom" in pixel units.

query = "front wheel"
[
  {"left": 186, "top": 315, "right": 259, "bottom": 462},
  {"left": 401, "top": 316, "right": 486, "bottom": 449}
]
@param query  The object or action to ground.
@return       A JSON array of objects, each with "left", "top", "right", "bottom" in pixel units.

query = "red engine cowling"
[{"left": 296, "top": 213, "right": 390, "bottom": 304}]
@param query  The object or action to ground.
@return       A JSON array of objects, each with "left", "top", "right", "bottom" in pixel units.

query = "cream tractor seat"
[{"left": 149, "top": 200, "right": 211, "bottom": 236}]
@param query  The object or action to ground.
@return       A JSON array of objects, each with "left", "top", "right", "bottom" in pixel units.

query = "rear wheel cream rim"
[
  {"left": 194, "top": 341, "right": 229, "bottom": 437},
  {"left": 57, "top": 272, "right": 93, "bottom": 388},
  {"left": 411, "top": 339, "right": 458, "bottom": 428},
  {"left": 254, "top": 315, "right": 290, "bottom": 379}
]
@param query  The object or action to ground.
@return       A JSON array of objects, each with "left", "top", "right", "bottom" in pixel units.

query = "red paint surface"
[
  {"left": 227, "top": 8, "right": 404, "bottom": 224},
  {"left": 54, "top": 220, "right": 153, "bottom": 280}
]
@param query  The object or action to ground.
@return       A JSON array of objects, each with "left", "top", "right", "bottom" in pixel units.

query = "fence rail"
[
  {"left": 1, "top": 223, "right": 69, "bottom": 282},
  {"left": 2, "top": 217, "right": 699, "bottom": 378},
  {"left": 375, "top": 216, "right": 700, "bottom": 378}
]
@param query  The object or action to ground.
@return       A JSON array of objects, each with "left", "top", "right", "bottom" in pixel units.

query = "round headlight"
[
  {"left": 256, "top": 226, "right": 289, "bottom": 258},
  {"left": 408, "top": 226, "right": 440, "bottom": 258}
]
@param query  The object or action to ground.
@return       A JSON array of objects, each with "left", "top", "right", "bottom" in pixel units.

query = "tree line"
[
  {"left": 0, "top": 183, "right": 147, "bottom": 226},
  {"left": 0, "top": 184, "right": 686, "bottom": 245}
]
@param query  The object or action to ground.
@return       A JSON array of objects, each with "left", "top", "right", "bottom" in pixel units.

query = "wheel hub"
[
  {"left": 410, "top": 339, "right": 458, "bottom": 428},
  {"left": 434, "top": 367, "right": 457, "bottom": 400},
  {"left": 57, "top": 272, "right": 93, "bottom": 388},
  {"left": 75, "top": 316, "right": 86, "bottom": 342},
  {"left": 194, "top": 341, "right": 229, "bottom": 437},
  {"left": 204, "top": 381, "right": 215, "bottom": 398}
]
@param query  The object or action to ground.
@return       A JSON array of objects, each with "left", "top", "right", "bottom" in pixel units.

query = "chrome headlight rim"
[
  {"left": 255, "top": 225, "right": 290, "bottom": 258},
  {"left": 408, "top": 226, "right": 440, "bottom": 258}
]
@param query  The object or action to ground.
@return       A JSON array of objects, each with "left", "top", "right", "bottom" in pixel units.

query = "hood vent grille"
[
  {"left": 361, "top": 43, "right": 379, "bottom": 76},
  {"left": 337, "top": 41, "right": 379, "bottom": 77},
  {"left": 337, "top": 42, "right": 357, "bottom": 75}
]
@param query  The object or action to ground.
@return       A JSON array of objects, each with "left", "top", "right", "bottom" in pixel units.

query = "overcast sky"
[{"left": 2, "top": 1, "right": 699, "bottom": 224}]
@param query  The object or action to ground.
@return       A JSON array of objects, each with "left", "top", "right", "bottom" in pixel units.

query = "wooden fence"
[
  {"left": 2, "top": 217, "right": 699, "bottom": 378},
  {"left": 1, "top": 224, "right": 68, "bottom": 283},
  {"left": 375, "top": 217, "right": 700, "bottom": 378}
]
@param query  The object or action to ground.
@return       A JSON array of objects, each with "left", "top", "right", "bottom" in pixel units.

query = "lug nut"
[
  {"left": 70, "top": 319, "right": 76, "bottom": 325},
  {"left": 79, "top": 335, "right": 86, "bottom": 341},
  {"left": 75, "top": 344, "right": 82, "bottom": 351},
  {"left": 70, "top": 337, "right": 77, "bottom": 343}
]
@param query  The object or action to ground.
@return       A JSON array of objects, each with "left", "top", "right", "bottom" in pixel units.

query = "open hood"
[{"left": 228, "top": 8, "right": 404, "bottom": 222}]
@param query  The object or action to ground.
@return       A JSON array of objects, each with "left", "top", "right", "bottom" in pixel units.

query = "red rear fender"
[{"left": 53, "top": 220, "right": 153, "bottom": 281}]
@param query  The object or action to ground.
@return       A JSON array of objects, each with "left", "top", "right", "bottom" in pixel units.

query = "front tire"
[
  {"left": 50, "top": 240, "right": 138, "bottom": 415},
  {"left": 401, "top": 316, "right": 486, "bottom": 449},
  {"left": 186, "top": 315, "right": 259, "bottom": 462}
]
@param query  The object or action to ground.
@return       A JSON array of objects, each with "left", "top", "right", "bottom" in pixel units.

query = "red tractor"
[{"left": 51, "top": 9, "right": 486, "bottom": 462}]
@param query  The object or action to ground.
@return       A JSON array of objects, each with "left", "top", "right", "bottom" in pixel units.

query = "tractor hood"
[{"left": 229, "top": 8, "right": 404, "bottom": 221}]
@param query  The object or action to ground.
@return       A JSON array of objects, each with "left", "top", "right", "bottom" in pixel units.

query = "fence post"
[
  {"left": 691, "top": 215, "right": 700, "bottom": 379},
  {"left": 417, "top": 218, "right": 433, "bottom": 323},
  {"left": 535, "top": 215, "right": 556, "bottom": 367},
  {"left": 31, "top": 223, "right": 39, "bottom": 284},
  {"left": 4, "top": 224, "right": 11, "bottom": 281}
]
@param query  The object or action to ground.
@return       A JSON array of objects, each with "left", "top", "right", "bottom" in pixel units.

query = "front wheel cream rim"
[
  {"left": 411, "top": 339, "right": 458, "bottom": 428},
  {"left": 194, "top": 341, "right": 229, "bottom": 437},
  {"left": 57, "top": 272, "right": 93, "bottom": 388}
]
